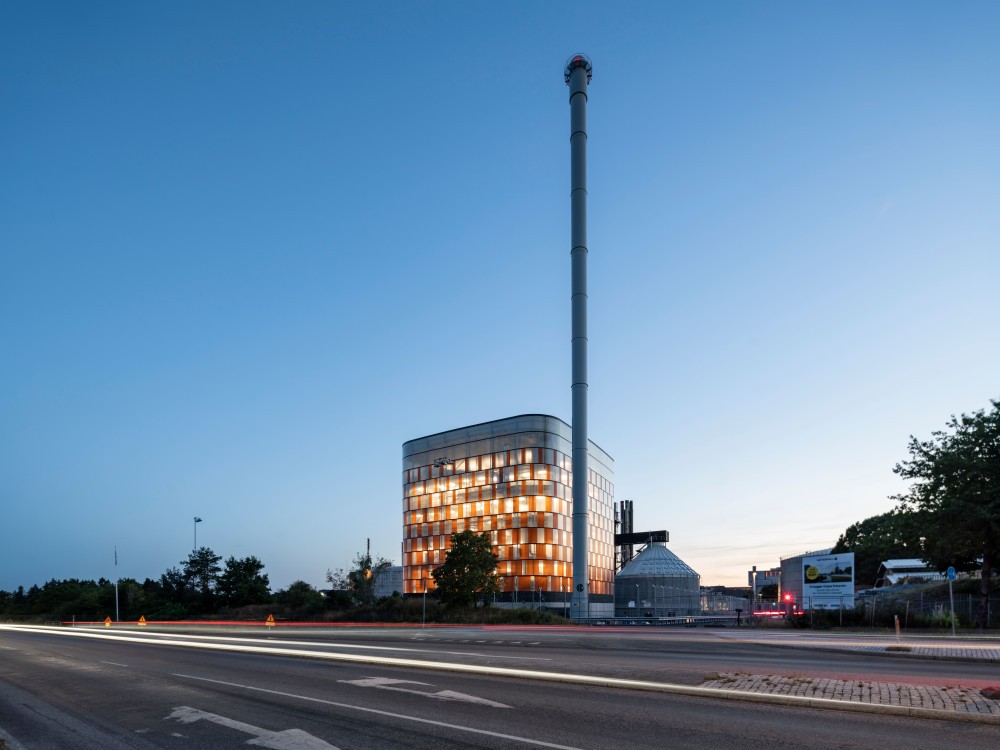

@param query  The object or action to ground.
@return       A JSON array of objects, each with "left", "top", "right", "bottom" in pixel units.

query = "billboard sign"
[{"left": 802, "top": 553, "right": 854, "bottom": 609}]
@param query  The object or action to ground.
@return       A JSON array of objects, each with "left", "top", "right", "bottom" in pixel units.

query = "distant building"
[
  {"left": 373, "top": 566, "right": 404, "bottom": 599},
  {"left": 876, "top": 559, "right": 947, "bottom": 587},
  {"left": 748, "top": 566, "right": 780, "bottom": 590},
  {"left": 402, "top": 414, "right": 615, "bottom": 615}
]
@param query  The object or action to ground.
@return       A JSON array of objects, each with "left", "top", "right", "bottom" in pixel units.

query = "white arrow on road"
[
  {"left": 339, "top": 677, "right": 511, "bottom": 708},
  {"left": 166, "top": 706, "right": 339, "bottom": 750}
]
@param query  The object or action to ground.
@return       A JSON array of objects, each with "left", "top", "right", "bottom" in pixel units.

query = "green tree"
[
  {"left": 432, "top": 531, "right": 500, "bottom": 608},
  {"left": 182, "top": 547, "right": 223, "bottom": 612},
  {"left": 327, "top": 551, "right": 392, "bottom": 606},
  {"left": 218, "top": 556, "right": 271, "bottom": 608},
  {"left": 275, "top": 580, "right": 326, "bottom": 614},
  {"left": 831, "top": 510, "right": 924, "bottom": 587},
  {"left": 894, "top": 399, "right": 1000, "bottom": 629},
  {"left": 160, "top": 567, "right": 189, "bottom": 603}
]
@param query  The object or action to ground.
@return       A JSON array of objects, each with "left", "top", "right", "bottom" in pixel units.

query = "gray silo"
[{"left": 615, "top": 544, "right": 701, "bottom": 617}]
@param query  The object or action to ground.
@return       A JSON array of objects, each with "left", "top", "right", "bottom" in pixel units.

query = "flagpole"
[{"left": 114, "top": 546, "right": 120, "bottom": 622}]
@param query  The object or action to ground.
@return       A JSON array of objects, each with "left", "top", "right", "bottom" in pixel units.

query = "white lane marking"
[
  {"left": 167, "top": 706, "right": 339, "bottom": 749},
  {"left": 434, "top": 690, "right": 512, "bottom": 707},
  {"left": 338, "top": 677, "right": 510, "bottom": 708},
  {"left": 343, "top": 676, "right": 431, "bottom": 687},
  {"left": 101, "top": 661, "right": 128, "bottom": 667},
  {"left": 24, "top": 626, "right": 547, "bottom": 662},
  {"left": 173, "top": 675, "right": 584, "bottom": 750}
]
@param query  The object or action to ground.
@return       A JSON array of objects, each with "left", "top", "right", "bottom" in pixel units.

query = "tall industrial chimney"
[{"left": 565, "top": 53, "right": 592, "bottom": 620}]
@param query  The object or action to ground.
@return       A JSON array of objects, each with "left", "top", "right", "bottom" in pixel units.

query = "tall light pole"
[
  {"left": 114, "top": 546, "right": 119, "bottom": 622},
  {"left": 193, "top": 516, "right": 202, "bottom": 551},
  {"left": 566, "top": 53, "right": 592, "bottom": 622}
]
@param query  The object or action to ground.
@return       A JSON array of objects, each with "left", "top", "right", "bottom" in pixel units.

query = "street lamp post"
[
  {"left": 193, "top": 517, "right": 202, "bottom": 551},
  {"left": 422, "top": 578, "right": 427, "bottom": 628},
  {"left": 114, "top": 546, "right": 119, "bottom": 622},
  {"left": 635, "top": 584, "right": 640, "bottom": 617}
]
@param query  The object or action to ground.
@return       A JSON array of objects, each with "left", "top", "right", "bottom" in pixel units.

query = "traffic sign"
[
  {"left": 138, "top": 615, "right": 147, "bottom": 627},
  {"left": 265, "top": 614, "right": 276, "bottom": 627},
  {"left": 947, "top": 566, "right": 957, "bottom": 581},
  {"left": 104, "top": 616, "right": 112, "bottom": 627}
]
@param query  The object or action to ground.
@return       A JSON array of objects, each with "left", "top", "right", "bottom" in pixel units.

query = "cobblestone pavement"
[{"left": 700, "top": 672, "right": 1000, "bottom": 715}]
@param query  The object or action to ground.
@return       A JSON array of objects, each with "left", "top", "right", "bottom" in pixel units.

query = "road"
[
  {"left": 83, "top": 623, "right": 998, "bottom": 686},
  {"left": 1, "top": 625, "right": 997, "bottom": 749},
  {"left": 314, "top": 625, "right": 1000, "bottom": 686}
]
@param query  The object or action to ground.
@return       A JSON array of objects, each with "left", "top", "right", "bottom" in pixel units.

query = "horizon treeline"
[{"left": 0, "top": 546, "right": 340, "bottom": 622}]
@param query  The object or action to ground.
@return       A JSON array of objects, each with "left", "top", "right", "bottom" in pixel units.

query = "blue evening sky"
[{"left": 2, "top": 2, "right": 998, "bottom": 592}]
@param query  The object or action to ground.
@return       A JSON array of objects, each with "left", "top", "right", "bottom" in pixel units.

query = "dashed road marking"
[{"left": 339, "top": 676, "right": 511, "bottom": 707}]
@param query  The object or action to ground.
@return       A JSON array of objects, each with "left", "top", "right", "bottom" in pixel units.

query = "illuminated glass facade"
[{"left": 402, "top": 415, "right": 615, "bottom": 603}]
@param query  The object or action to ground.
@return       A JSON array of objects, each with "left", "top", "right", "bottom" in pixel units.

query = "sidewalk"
[
  {"left": 700, "top": 672, "right": 1000, "bottom": 717},
  {"left": 699, "top": 630, "right": 1000, "bottom": 723}
]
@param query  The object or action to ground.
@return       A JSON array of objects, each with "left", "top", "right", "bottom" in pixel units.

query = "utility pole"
[{"left": 114, "top": 546, "right": 119, "bottom": 622}]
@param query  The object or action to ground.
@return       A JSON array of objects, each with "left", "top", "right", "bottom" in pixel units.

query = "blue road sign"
[{"left": 947, "top": 566, "right": 957, "bottom": 581}]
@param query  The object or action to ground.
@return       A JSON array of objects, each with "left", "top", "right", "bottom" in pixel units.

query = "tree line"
[
  {"left": 831, "top": 398, "right": 999, "bottom": 629},
  {"left": 0, "top": 547, "right": 393, "bottom": 623}
]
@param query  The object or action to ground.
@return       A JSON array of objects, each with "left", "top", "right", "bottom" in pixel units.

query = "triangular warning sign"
[
  {"left": 104, "top": 616, "right": 112, "bottom": 627},
  {"left": 138, "top": 616, "right": 147, "bottom": 627},
  {"left": 265, "top": 614, "right": 276, "bottom": 626}
]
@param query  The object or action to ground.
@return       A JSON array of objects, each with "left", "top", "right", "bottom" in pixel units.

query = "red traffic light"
[{"left": 783, "top": 593, "right": 792, "bottom": 602}]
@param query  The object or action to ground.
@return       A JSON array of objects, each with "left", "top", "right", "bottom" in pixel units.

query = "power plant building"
[{"left": 402, "top": 414, "right": 615, "bottom": 614}]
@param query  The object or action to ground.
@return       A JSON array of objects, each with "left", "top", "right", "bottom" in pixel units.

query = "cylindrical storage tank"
[{"left": 614, "top": 543, "right": 701, "bottom": 617}]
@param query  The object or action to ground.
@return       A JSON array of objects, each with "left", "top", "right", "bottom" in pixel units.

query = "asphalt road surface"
[{"left": 1, "top": 625, "right": 997, "bottom": 749}]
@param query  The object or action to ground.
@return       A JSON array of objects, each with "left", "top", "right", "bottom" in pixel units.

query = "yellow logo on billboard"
[{"left": 805, "top": 565, "right": 820, "bottom": 581}]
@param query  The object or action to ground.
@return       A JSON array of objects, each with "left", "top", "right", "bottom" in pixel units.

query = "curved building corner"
[{"left": 402, "top": 414, "right": 615, "bottom": 616}]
